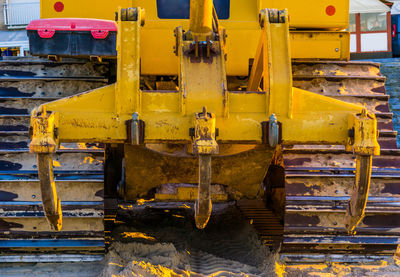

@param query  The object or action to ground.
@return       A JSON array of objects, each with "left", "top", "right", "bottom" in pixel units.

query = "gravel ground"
[{"left": 370, "top": 58, "right": 400, "bottom": 146}]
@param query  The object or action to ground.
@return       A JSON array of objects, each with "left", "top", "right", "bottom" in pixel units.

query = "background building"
[
  {"left": 349, "top": 0, "right": 392, "bottom": 59},
  {"left": 0, "top": 0, "right": 39, "bottom": 56}
]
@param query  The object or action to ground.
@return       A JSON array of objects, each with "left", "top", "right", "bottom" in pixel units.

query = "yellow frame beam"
[{"left": 30, "top": 8, "right": 378, "bottom": 156}]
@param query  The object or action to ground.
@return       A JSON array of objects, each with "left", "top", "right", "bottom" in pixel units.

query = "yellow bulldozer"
[{"left": 0, "top": 0, "right": 398, "bottom": 263}]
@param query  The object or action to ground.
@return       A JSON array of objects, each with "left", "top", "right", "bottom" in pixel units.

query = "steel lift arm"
[{"left": 29, "top": 4, "right": 379, "bottom": 233}]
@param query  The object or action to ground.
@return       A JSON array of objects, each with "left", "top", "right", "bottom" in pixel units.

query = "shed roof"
[{"left": 350, "top": 0, "right": 390, "bottom": 14}]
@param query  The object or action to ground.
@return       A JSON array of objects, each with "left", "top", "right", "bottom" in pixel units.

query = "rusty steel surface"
[
  {"left": 0, "top": 58, "right": 106, "bottom": 258},
  {"left": 1, "top": 57, "right": 399, "bottom": 265},
  {"left": 124, "top": 144, "right": 274, "bottom": 200},
  {"left": 282, "top": 61, "right": 400, "bottom": 261},
  {"left": 238, "top": 61, "right": 400, "bottom": 263}
]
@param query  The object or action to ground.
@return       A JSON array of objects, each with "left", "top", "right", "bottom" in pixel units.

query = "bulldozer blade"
[
  {"left": 195, "top": 154, "right": 212, "bottom": 229},
  {"left": 37, "top": 153, "right": 63, "bottom": 231},
  {"left": 345, "top": 155, "right": 372, "bottom": 235},
  {"left": 124, "top": 144, "right": 275, "bottom": 200}
]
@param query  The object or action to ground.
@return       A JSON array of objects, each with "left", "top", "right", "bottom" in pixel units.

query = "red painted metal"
[
  {"left": 326, "top": 5, "right": 336, "bottom": 16},
  {"left": 27, "top": 18, "right": 117, "bottom": 32},
  {"left": 91, "top": 30, "right": 110, "bottom": 39},
  {"left": 356, "top": 13, "right": 361, "bottom": 53},
  {"left": 54, "top": 2, "right": 64, "bottom": 12},
  {"left": 387, "top": 12, "right": 392, "bottom": 52},
  {"left": 37, "top": 29, "right": 56, "bottom": 39}
]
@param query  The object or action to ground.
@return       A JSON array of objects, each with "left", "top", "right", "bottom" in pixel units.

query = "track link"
[
  {"left": 0, "top": 58, "right": 109, "bottom": 261},
  {"left": 2, "top": 58, "right": 399, "bottom": 264},
  {"left": 240, "top": 60, "right": 400, "bottom": 263}
]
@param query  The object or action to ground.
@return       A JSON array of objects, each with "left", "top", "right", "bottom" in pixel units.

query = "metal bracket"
[
  {"left": 192, "top": 107, "right": 219, "bottom": 155},
  {"left": 262, "top": 117, "right": 282, "bottom": 146},
  {"left": 192, "top": 107, "right": 219, "bottom": 229},
  {"left": 345, "top": 109, "right": 380, "bottom": 234},
  {"left": 37, "top": 153, "right": 62, "bottom": 231},
  {"left": 126, "top": 112, "right": 145, "bottom": 145},
  {"left": 29, "top": 110, "right": 59, "bottom": 154},
  {"left": 118, "top": 7, "right": 145, "bottom": 26}
]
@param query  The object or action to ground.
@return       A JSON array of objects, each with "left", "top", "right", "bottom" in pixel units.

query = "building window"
[
  {"left": 360, "top": 12, "right": 387, "bottom": 32},
  {"left": 348, "top": 14, "right": 356, "bottom": 32}
]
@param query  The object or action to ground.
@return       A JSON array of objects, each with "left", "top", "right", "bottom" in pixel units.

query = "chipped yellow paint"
[
  {"left": 335, "top": 69, "right": 347, "bottom": 76},
  {"left": 52, "top": 160, "right": 61, "bottom": 167},
  {"left": 129, "top": 261, "right": 191, "bottom": 277},
  {"left": 155, "top": 186, "right": 228, "bottom": 202},
  {"left": 77, "top": 143, "right": 88, "bottom": 149},
  {"left": 275, "top": 261, "right": 286, "bottom": 277},
  {"left": 108, "top": 262, "right": 124, "bottom": 268},
  {"left": 29, "top": 9, "right": 377, "bottom": 148},
  {"left": 309, "top": 273, "right": 336, "bottom": 277},
  {"left": 83, "top": 156, "right": 95, "bottom": 164},
  {"left": 286, "top": 260, "right": 399, "bottom": 277},
  {"left": 172, "top": 214, "right": 184, "bottom": 219},
  {"left": 136, "top": 199, "right": 155, "bottom": 206},
  {"left": 122, "top": 232, "right": 156, "bottom": 241},
  {"left": 313, "top": 70, "right": 324, "bottom": 76},
  {"left": 29, "top": 2, "right": 379, "bottom": 236}
]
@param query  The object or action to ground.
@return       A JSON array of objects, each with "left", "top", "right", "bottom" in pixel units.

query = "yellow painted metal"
[
  {"left": 31, "top": 84, "right": 127, "bottom": 143},
  {"left": 189, "top": 0, "right": 213, "bottom": 38},
  {"left": 29, "top": 110, "right": 59, "bottom": 153},
  {"left": 258, "top": 0, "right": 349, "bottom": 30},
  {"left": 37, "top": 154, "right": 63, "bottom": 231},
  {"left": 116, "top": 9, "right": 142, "bottom": 115},
  {"left": 193, "top": 108, "right": 219, "bottom": 155},
  {"left": 155, "top": 187, "right": 228, "bottom": 202},
  {"left": 290, "top": 31, "right": 350, "bottom": 61},
  {"left": 40, "top": 0, "right": 133, "bottom": 20},
  {"left": 266, "top": 10, "right": 293, "bottom": 119},
  {"left": 346, "top": 109, "right": 381, "bottom": 156},
  {"left": 179, "top": 42, "right": 227, "bottom": 117},
  {"left": 42, "top": 0, "right": 348, "bottom": 29},
  {"left": 345, "top": 155, "right": 373, "bottom": 235},
  {"left": 29, "top": 6, "right": 380, "bottom": 232},
  {"left": 40, "top": 0, "right": 350, "bottom": 77},
  {"left": 247, "top": 28, "right": 268, "bottom": 92},
  {"left": 29, "top": 8, "right": 377, "bottom": 150}
]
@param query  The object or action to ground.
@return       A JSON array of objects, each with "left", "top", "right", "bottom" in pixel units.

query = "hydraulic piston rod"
[{"left": 189, "top": 0, "right": 213, "bottom": 38}]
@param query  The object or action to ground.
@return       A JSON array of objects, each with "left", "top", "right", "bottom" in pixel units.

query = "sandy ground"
[
  {"left": 0, "top": 204, "right": 278, "bottom": 277},
  {"left": 0, "top": 262, "right": 103, "bottom": 277},
  {"left": 100, "top": 204, "right": 277, "bottom": 276}
]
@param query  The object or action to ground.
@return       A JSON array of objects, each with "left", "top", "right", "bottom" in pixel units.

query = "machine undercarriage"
[{"left": 0, "top": 0, "right": 398, "bottom": 265}]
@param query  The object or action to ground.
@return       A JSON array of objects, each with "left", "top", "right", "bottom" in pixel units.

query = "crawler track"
[
  {"left": 240, "top": 61, "right": 400, "bottom": 263},
  {"left": 0, "top": 58, "right": 108, "bottom": 261},
  {"left": 1, "top": 58, "right": 399, "bottom": 265}
]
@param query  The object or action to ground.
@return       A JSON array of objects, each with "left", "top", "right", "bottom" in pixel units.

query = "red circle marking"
[
  {"left": 326, "top": 5, "right": 336, "bottom": 16},
  {"left": 54, "top": 2, "right": 64, "bottom": 12}
]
